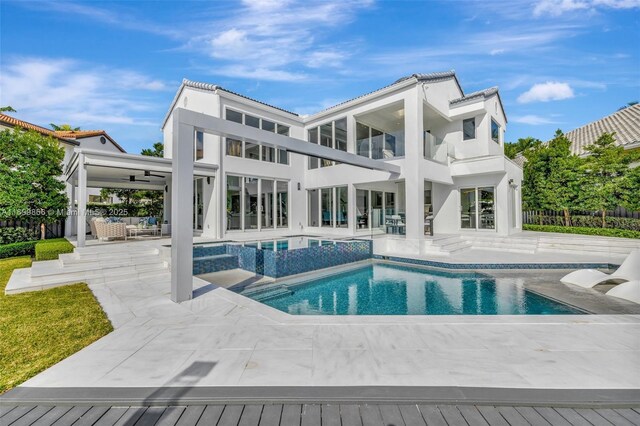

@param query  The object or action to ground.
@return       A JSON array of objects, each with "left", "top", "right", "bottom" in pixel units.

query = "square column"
[
  {"left": 171, "top": 112, "right": 194, "bottom": 303},
  {"left": 76, "top": 154, "right": 87, "bottom": 247},
  {"left": 403, "top": 88, "right": 425, "bottom": 239}
]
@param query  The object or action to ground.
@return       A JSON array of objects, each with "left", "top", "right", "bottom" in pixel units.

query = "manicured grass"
[
  {"left": 35, "top": 238, "right": 75, "bottom": 261},
  {"left": 0, "top": 256, "right": 112, "bottom": 393},
  {"left": 524, "top": 224, "right": 640, "bottom": 239}
]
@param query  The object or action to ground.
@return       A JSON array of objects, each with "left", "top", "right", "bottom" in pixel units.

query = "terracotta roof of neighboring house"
[
  {"left": 0, "top": 113, "right": 79, "bottom": 145},
  {"left": 54, "top": 130, "right": 126, "bottom": 153},
  {"left": 565, "top": 104, "right": 640, "bottom": 155}
]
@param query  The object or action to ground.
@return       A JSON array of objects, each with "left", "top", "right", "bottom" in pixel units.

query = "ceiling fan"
[{"left": 121, "top": 171, "right": 164, "bottom": 183}]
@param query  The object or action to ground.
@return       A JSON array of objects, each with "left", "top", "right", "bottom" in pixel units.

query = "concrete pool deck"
[{"left": 10, "top": 261, "right": 640, "bottom": 400}]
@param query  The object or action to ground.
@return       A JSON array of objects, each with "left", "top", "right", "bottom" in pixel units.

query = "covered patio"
[{"left": 64, "top": 148, "right": 218, "bottom": 247}]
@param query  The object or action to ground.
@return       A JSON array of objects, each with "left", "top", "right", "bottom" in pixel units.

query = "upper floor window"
[
  {"left": 356, "top": 122, "right": 396, "bottom": 159},
  {"left": 463, "top": 118, "right": 475, "bottom": 140},
  {"left": 194, "top": 131, "right": 204, "bottom": 161},
  {"left": 307, "top": 118, "right": 347, "bottom": 169},
  {"left": 224, "top": 108, "right": 289, "bottom": 164},
  {"left": 491, "top": 119, "right": 500, "bottom": 144}
]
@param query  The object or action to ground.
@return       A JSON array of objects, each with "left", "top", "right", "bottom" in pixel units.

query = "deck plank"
[
  {"left": 196, "top": 405, "right": 225, "bottom": 426},
  {"left": 51, "top": 406, "right": 92, "bottom": 426},
  {"left": 340, "top": 405, "right": 363, "bottom": 426},
  {"left": 397, "top": 405, "right": 425, "bottom": 426},
  {"left": 10, "top": 406, "right": 53, "bottom": 426},
  {"left": 417, "top": 405, "right": 447, "bottom": 426},
  {"left": 0, "top": 406, "right": 19, "bottom": 419},
  {"left": 92, "top": 407, "right": 129, "bottom": 426},
  {"left": 615, "top": 409, "right": 640, "bottom": 425},
  {"left": 532, "top": 408, "right": 571, "bottom": 426},
  {"left": 475, "top": 406, "right": 509, "bottom": 426},
  {"left": 494, "top": 407, "right": 528, "bottom": 426},
  {"left": 379, "top": 405, "right": 405, "bottom": 426},
  {"left": 259, "top": 405, "right": 282, "bottom": 426},
  {"left": 320, "top": 405, "right": 339, "bottom": 426},
  {"left": 514, "top": 407, "right": 551, "bottom": 426},
  {"left": 359, "top": 405, "right": 384, "bottom": 426},
  {"left": 301, "top": 404, "right": 321, "bottom": 426},
  {"left": 593, "top": 409, "right": 635, "bottom": 426},
  {"left": 238, "top": 405, "right": 263, "bottom": 426},
  {"left": 554, "top": 408, "right": 592, "bottom": 426},
  {"left": 437, "top": 405, "right": 467, "bottom": 426},
  {"left": 457, "top": 405, "right": 490, "bottom": 426},
  {"left": 218, "top": 406, "right": 245, "bottom": 426},
  {"left": 135, "top": 407, "right": 166, "bottom": 426},
  {"left": 175, "top": 407, "right": 206, "bottom": 426},
  {"left": 155, "top": 407, "right": 186, "bottom": 426},
  {"left": 573, "top": 409, "right": 614, "bottom": 426},
  {"left": 30, "top": 407, "right": 73, "bottom": 426},
  {"left": 281, "top": 405, "right": 301, "bottom": 426},
  {"left": 1, "top": 406, "right": 36, "bottom": 425}
]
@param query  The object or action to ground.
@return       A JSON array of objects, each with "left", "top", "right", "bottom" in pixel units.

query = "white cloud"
[
  {"left": 517, "top": 82, "right": 575, "bottom": 103},
  {"left": 533, "top": 0, "right": 640, "bottom": 16},
  {"left": 511, "top": 115, "right": 558, "bottom": 125},
  {"left": 0, "top": 57, "right": 167, "bottom": 129}
]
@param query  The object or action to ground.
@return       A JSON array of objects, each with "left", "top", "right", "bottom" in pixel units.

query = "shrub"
[
  {"left": 0, "top": 227, "right": 38, "bottom": 245},
  {"left": 35, "top": 238, "right": 74, "bottom": 261},
  {"left": 0, "top": 241, "right": 37, "bottom": 259},
  {"left": 523, "top": 224, "right": 640, "bottom": 239},
  {"left": 529, "top": 215, "right": 640, "bottom": 231}
]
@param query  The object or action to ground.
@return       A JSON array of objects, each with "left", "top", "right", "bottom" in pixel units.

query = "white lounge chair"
[
  {"left": 560, "top": 249, "right": 640, "bottom": 288},
  {"left": 606, "top": 280, "right": 640, "bottom": 305}
]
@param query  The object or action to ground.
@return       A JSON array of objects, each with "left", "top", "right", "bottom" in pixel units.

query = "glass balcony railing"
[{"left": 423, "top": 132, "right": 450, "bottom": 163}]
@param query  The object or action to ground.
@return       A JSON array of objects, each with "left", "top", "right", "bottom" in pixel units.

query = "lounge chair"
[
  {"left": 560, "top": 249, "right": 640, "bottom": 288},
  {"left": 606, "top": 280, "right": 640, "bottom": 305}
]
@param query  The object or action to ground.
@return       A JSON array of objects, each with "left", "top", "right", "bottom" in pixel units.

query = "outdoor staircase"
[
  {"left": 536, "top": 234, "right": 640, "bottom": 257},
  {"left": 461, "top": 235, "right": 538, "bottom": 254},
  {"left": 5, "top": 243, "right": 170, "bottom": 295}
]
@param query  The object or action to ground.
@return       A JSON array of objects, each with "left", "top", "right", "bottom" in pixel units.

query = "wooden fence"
[{"left": 0, "top": 219, "right": 65, "bottom": 239}]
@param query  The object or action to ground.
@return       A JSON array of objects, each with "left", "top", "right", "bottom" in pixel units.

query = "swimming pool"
[
  {"left": 240, "top": 263, "right": 584, "bottom": 315},
  {"left": 237, "top": 236, "right": 342, "bottom": 251}
]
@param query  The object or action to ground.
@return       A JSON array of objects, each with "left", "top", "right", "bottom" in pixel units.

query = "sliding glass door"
[{"left": 460, "top": 187, "right": 495, "bottom": 230}]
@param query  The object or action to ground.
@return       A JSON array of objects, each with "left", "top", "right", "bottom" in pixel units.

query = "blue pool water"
[
  {"left": 241, "top": 236, "right": 340, "bottom": 251},
  {"left": 244, "top": 263, "right": 583, "bottom": 315}
]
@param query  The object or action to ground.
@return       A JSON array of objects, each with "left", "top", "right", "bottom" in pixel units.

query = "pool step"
[
  {"left": 243, "top": 286, "right": 293, "bottom": 302},
  {"left": 193, "top": 254, "right": 239, "bottom": 275}
]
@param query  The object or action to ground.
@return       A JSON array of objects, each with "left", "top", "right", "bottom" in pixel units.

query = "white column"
[
  {"left": 171, "top": 111, "right": 194, "bottom": 303},
  {"left": 76, "top": 154, "right": 87, "bottom": 247},
  {"left": 404, "top": 88, "right": 425, "bottom": 239},
  {"left": 64, "top": 182, "right": 75, "bottom": 237}
]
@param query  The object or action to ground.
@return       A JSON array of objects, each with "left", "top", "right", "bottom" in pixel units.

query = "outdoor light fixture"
[
  {"left": 207, "top": 176, "right": 211, "bottom": 184},
  {"left": 297, "top": 182, "right": 301, "bottom": 190},
  {"left": 165, "top": 185, "right": 168, "bottom": 193}
]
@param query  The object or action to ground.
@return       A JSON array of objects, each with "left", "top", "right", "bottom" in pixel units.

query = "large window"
[
  {"left": 463, "top": 118, "right": 475, "bottom": 140},
  {"left": 460, "top": 187, "right": 495, "bottom": 230},
  {"left": 355, "top": 188, "right": 397, "bottom": 233},
  {"left": 226, "top": 175, "right": 289, "bottom": 231},
  {"left": 308, "top": 186, "right": 349, "bottom": 228},
  {"left": 194, "top": 131, "right": 204, "bottom": 161},
  {"left": 224, "top": 109, "right": 289, "bottom": 164},
  {"left": 356, "top": 122, "right": 403, "bottom": 159},
  {"left": 307, "top": 118, "right": 347, "bottom": 169},
  {"left": 491, "top": 119, "right": 500, "bottom": 144}
]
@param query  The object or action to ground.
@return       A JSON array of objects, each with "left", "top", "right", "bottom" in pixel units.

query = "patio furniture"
[
  {"left": 94, "top": 219, "right": 127, "bottom": 241},
  {"left": 606, "top": 280, "right": 640, "bottom": 304},
  {"left": 127, "top": 225, "right": 160, "bottom": 239},
  {"left": 560, "top": 249, "right": 640, "bottom": 288}
]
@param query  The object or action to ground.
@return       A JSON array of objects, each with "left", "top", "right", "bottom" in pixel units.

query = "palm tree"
[
  {"left": 618, "top": 101, "right": 638, "bottom": 111},
  {"left": 50, "top": 123, "right": 81, "bottom": 131},
  {"left": 0, "top": 106, "right": 17, "bottom": 113}
]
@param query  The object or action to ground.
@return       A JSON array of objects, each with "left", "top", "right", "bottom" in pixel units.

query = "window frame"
[
  {"left": 462, "top": 117, "right": 476, "bottom": 141},
  {"left": 491, "top": 119, "right": 500, "bottom": 144}
]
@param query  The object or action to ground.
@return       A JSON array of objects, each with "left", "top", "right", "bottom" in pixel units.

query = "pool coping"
[{"left": 3, "top": 386, "right": 639, "bottom": 407}]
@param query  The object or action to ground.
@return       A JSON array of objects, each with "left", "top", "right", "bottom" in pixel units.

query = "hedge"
[
  {"left": 35, "top": 238, "right": 74, "bottom": 261},
  {"left": 0, "top": 227, "right": 38, "bottom": 245},
  {"left": 0, "top": 241, "right": 37, "bottom": 259},
  {"left": 527, "top": 215, "right": 640, "bottom": 231},
  {"left": 523, "top": 224, "right": 640, "bottom": 239}
]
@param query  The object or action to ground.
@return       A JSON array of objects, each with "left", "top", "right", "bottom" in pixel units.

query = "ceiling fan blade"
[{"left": 144, "top": 171, "right": 164, "bottom": 178}]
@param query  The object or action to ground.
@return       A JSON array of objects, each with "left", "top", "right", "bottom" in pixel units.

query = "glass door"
[
  {"left": 460, "top": 188, "right": 476, "bottom": 229},
  {"left": 478, "top": 187, "right": 495, "bottom": 229},
  {"left": 193, "top": 178, "right": 204, "bottom": 231},
  {"left": 371, "top": 191, "right": 384, "bottom": 230}
]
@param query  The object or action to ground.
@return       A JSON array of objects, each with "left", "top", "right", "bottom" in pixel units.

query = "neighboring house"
[
  {"left": 0, "top": 113, "right": 125, "bottom": 205},
  {"left": 512, "top": 104, "right": 640, "bottom": 166},
  {"left": 161, "top": 71, "right": 523, "bottom": 239}
]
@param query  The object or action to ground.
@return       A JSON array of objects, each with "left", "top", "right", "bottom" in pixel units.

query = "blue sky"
[{"left": 1, "top": 0, "right": 639, "bottom": 153}]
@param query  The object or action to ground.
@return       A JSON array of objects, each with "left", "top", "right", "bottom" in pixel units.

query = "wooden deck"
[{"left": 2, "top": 404, "right": 639, "bottom": 426}]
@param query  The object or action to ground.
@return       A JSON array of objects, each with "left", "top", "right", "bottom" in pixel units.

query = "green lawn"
[{"left": 0, "top": 256, "right": 112, "bottom": 393}]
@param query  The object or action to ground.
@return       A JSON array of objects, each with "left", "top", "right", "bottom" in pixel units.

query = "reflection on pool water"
[
  {"left": 239, "top": 236, "right": 341, "bottom": 251},
  {"left": 243, "top": 263, "right": 583, "bottom": 315}
]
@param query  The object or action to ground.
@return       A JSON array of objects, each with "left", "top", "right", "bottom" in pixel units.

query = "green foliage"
[
  {"left": 0, "top": 256, "right": 112, "bottom": 392},
  {"left": 49, "top": 123, "right": 80, "bottom": 131},
  {"left": 0, "top": 227, "right": 38, "bottom": 245},
  {"left": 0, "top": 241, "right": 37, "bottom": 259},
  {"left": 523, "top": 224, "right": 640, "bottom": 239},
  {"left": 530, "top": 214, "right": 640, "bottom": 231},
  {"left": 620, "top": 165, "right": 640, "bottom": 211},
  {"left": 0, "top": 106, "right": 17, "bottom": 113},
  {"left": 504, "top": 137, "right": 539, "bottom": 159},
  {"left": 35, "top": 238, "right": 74, "bottom": 261},
  {"left": 580, "top": 133, "right": 634, "bottom": 227},
  {"left": 140, "top": 141, "right": 164, "bottom": 157},
  {"left": 0, "top": 128, "right": 68, "bottom": 227}
]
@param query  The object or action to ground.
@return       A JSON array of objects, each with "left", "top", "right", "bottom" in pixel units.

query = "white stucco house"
[{"left": 161, "top": 71, "right": 522, "bottom": 243}]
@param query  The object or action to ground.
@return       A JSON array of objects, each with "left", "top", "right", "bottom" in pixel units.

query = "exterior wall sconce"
[
  {"left": 165, "top": 185, "right": 168, "bottom": 193},
  {"left": 207, "top": 176, "right": 211, "bottom": 184},
  {"left": 297, "top": 182, "right": 301, "bottom": 190}
]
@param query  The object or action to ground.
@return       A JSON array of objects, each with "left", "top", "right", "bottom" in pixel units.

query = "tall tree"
[
  {"left": 0, "top": 128, "right": 67, "bottom": 239},
  {"left": 620, "top": 165, "right": 640, "bottom": 212},
  {"left": 140, "top": 142, "right": 164, "bottom": 157},
  {"left": 504, "top": 136, "right": 539, "bottom": 159},
  {"left": 50, "top": 123, "right": 81, "bottom": 131},
  {"left": 581, "top": 132, "right": 633, "bottom": 227}
]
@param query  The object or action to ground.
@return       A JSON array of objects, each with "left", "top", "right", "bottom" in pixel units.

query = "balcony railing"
[{"left": 423, "top": 132, "right": 449, "bottom": 163}]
